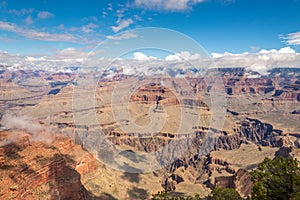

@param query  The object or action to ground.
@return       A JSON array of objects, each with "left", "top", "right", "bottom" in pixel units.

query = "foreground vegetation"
[
  {"left": 251, "top": 156, "right": 300, "bottom": 200},
  {"left": 152, "top": 156, "right": 300, "bottom": 200}
]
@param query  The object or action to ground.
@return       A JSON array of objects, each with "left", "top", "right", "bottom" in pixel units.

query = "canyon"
[{"left": 0, "top": 67, "right": 299, "bottom": 199}]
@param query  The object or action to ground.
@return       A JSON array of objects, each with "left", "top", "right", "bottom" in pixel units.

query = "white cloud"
[
  {"left": 250, "top": 46, "right": 260, "bottom": 53},
  {"left": 53, "top": 48, "right": 90, "bottom": 60},
  {"left": 37, "top": 11, "right": 55, "bottom": 19},
  {"left": 0, "top": 21, "right": 77, "bottom": 42},
  {"left": 2, "top": 114, "right": 43, "bottom": 133},
  {"left": 133, "top": 52, "right": 157, "bottom": 60},
  {"left": 0, "top": 21, "right": 17, "bottom": 32},
  {"left": 82, "top": 23, "right": 98, "bottom": 33},
  {"left": 111, "top": 18, "right": 133, "bottom": 33},
  {"left": 277, "top": 47, "right": 296, "bottom": 54},
  {"left": 24, "top": 47, "right": 90, "bottom": 64},
  {"left": 102, "top": 11, "right": 108, "bottom": 18},
  {"left": 108, "top": 3, "right": 113, "bottom": 11},
  {"left": 258, "top": 47, "right": 296, "bottom": 54},
  {"left": 134, "top": 14, "right": 142, "bottom": 21},
  {"left": 165, "top": 51, "right": 201, "bottom": 61},
  {"left": 211, "top": 47, "right": 300, "bottom": 74},
  {"left": 1, "top": 47, "right": 300, "bottom": 77},
  {"left": 133, "top": 52, "right": 149, "bottom": 60},
  {"left": 106, "top": 31, "right": 138, "bottom": 40},
  {"left": 0, "top": 114, "right": 55, "bottom": 146},
  {"left": 22, "top": 29, "right": 76, "bottom": 42},
  {"left": 280, "top": 31, "right": 300, "bottom": 45},
  {"left": 0, "top": 47, "right": 91, "bottom": 72},
  {"left": 134, "top": 0, "right": 205, "bottom": 11}
]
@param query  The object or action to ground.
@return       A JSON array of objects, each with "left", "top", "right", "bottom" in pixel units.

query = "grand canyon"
[{"left": 1, "top": 66, "right": 299, "bottom": 199}]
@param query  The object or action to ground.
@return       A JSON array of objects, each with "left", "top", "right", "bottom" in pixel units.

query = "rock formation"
[{"left": 1, "top": 67, "right": 299, "bottom": 198}]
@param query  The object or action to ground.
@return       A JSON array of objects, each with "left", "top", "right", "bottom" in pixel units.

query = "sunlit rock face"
[{"left": 0, "top": 132, "right": 97, "bottom": 200}]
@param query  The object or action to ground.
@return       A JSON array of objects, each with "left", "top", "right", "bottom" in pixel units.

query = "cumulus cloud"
[
  {"left": 1, "top": 47, "right": 300, "bottom": 76},
  {"left": 280, "top": 31, "right": 300, "bottom": 45},
  {"left": 111, "top": 18, "right": 133, "bottom": 32},
  {"left": 133, "top": 52, "right": 157, "bottom": 60},
  {"left": 0, "top": 21, "right": 77, "bottom": 42},
  {"left": 259, "top": 47, "right": 296, "bottom": 54},
  {"left": 0, "top": 47, "right": 90, "bottom": 72},
  {"left": 212, "top": 47, "right": 300, "bottom": 74},
  {"left": 134, "top": 0, "right": 205, "bottom": 11},
  {"left": 165, "top": 51, "right": 201, "bottom": 61},
  {"left": 37, "top": 11, "right": 55, "bottom": 19}
]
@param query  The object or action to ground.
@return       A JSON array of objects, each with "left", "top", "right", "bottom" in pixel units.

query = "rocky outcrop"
[
  {"left": 275, "top": 147, "right": 293, "bottom": 159},
  {"left": 215, "top": 176, "right": 235, "bottom": 188},
  {"left": 234, "top": 169, "right": 253, "bottom": 198},
  {"left": 223, "top": 78, "right": 276, "bottom": 96},
  {"left": 0, "top": 132, "right": 100, "bottom": 200},
  {"left": 211, "top": 118, "right": 283, "bottom": 151},
  {"left": 130, "top": 83, "right": 174, "bottom": 104},
  {"left": 206, "top": 155, "right": 236, "bottom": 175},
  {"left": 129, "top": 82, "right": 206, "bottom": 107},
  {"left": 234, "top": 118, "right": 281, "bottom": 147},
  {"left": 215, "top": 133, "right": 245, "bottom": 150},
  {"left": 276, "top": 135, "right": 300, "bottom": 148},
  {"left": 213, "top": 169, "right": 253, "bottom": 198},
  {"left": 105, "top": 117, "right": 283, "bottom": 157},
  {"left": 162, "top": 174, "right": 184, "bottom": 191}
]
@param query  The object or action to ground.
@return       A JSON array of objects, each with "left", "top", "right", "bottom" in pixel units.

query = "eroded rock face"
[
  {"left": 213, "top": 68, "right": 300, "bottom": 102},
  {"left": 0, "top": 132, "right": 98, "bottom": 200},
  {"left": 237, "top": 118, "right": 281, "bottom": 147},
  {"left": 105, "top": 117, "right": 283, "bottom": 162},
  {"left": 276, "top": 135, "right": 300, "bottom": 148},
  {"left": 0, "top": 113, "right": 291, "bottom": 199},
  {"left": 234, "top": 169, "right": 253, "bottom": 198},
  {"left": 275, "top": 147, "right": 293, "bottom": 159},
  {"left": 206, "top": 154, "right": 236, "bottom": 175},
  {"left": 215, "top": 133, "right": 245, "bottom": 150},
  {"left": 162, "top": 174, "right": 185, "bottom": 191},
  {"left": 215, "top": 176, "right": 235, "bottom": 189},
  {"left": 212, "top": 169, "right": 253, "bottom": 198},
  {"left": 129, "top": 82, "right": 206, "bottom": 107},
  {"left": 223, "top": 78, "right": 276, "bottom": 96}
]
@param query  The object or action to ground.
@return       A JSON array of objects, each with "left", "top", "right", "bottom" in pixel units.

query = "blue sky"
[{"left": 1, "top": 0, "right": 300, "bottom": 56}]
